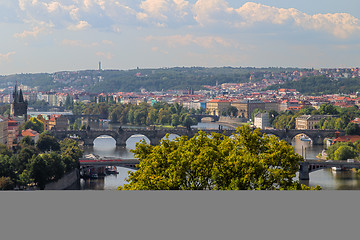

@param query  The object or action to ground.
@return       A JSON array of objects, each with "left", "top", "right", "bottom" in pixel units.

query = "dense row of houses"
[{"left": 0, "top": 86, "right": 69, "bottom": 150}]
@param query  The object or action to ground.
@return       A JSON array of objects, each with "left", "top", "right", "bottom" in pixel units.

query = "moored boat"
[
  {"left": 105, "top": 166, "right": 119, "bottom": 175},
  {"left": 300, "top": 135, "right": 311, "bottom": 141},
  {"left": 331, "top": 166, "right": 342, "bottom": 171}
]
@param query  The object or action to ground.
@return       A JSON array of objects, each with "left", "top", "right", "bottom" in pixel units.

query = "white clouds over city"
[
  {"left": 10, "top": 0, "right": 359, "bottom": 38},
  {"left": 0, "top": 0, "right": 359, "bottom": 74}
]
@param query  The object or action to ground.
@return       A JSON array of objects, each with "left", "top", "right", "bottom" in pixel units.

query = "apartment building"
[
  {"left": 206, "top": 100, "right": 231, "bottom": 116},
  {"left": 295, "top": 115, "right": 336, "bottom": 130},
  {"left": 254, "top": 112, "right": 270, "bottom": 129},
  {"left": 231, "top": 100, "right": 265, "bottom": 119}
]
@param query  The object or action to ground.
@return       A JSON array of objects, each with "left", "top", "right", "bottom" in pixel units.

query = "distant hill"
[
  {"left": 266, "top": 76, "right": 360, "bottom": 95},
  {"left": 0, "top": 67, "right": 303, "bottom": 93}
]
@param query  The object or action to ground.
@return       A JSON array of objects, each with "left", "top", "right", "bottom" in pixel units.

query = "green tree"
[
  {"left": 29, "top": 155, "right": 48, "bottom": 190},
  {"left": 119, "top": 125, "right": 320, "bottom": 190},
  {"left": 345, "top": 123, "right": 360, "bottom": 135},
  {"left": 318, "top": 103, "right": 339, "bottom": 115},
  {"left": 43, "top": 152, "right": 65, "bottom": 181},
  {"left": 171, "top": 114, "right": 180, "bottom": 127},
  {"left": 109, "top": 111, "right": 118, "bottom": 123},
  {"left": 19, "top": 136, "right": 35, "bottom": 147},
  {"left": 18, "top": 169, "right": 31, "bottom": 187},
  {"left": 0, "top": 144, "right": 12, "bottom": 157},
  {"left": 0, "top": 155, "right": 15, "bottom": 183},
  {"left": 146, "top": 108, "right": 158, "bottom": 125},
  {"left": 15, "top": 147, "right": 37, "bottom": 174},
  {"left": 334, "top": 145, "right": 357, "bottom": 160},
  {"left": 182, "top": 115, "right": 197, "bottom": 130},
  {"left": 0, "top": 177, "right": 14, "bottom": 190},
  {"left": 72, "top": 102, "right": 86, "bottom": 115},
  {"left": 268, "top": 110, "right": 279, "bottom": 125},
  {"left": 60, "top": 138, "right": 82, "bottom": 172},
  {"left": 36, "top": 133, "right": 60, "bottom": 152},
  {"left": 23, "top": 117, "right": 44, "bottom": 133}
]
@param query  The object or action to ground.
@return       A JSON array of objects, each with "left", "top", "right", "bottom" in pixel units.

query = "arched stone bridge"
[
  {"left": 51, "top": 128, "right": 229, "bottom": 146},
  {"left": 299, "top": 160, "right": 360, "bottom": 180},
  {"left": 189, "top": 114, "right": 220, "bottom": 122},
  {"left": 261, "top": 129, "right": 343, "bottom": 145},
  {"left": 50, "top": 128, "right": 343, "bottom": 146}
]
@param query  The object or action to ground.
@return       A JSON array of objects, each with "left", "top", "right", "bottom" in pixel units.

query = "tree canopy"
[
  {"left": 0, "top": 136, "right": 83, "bottom": 190},
  {"left": 326, "top": 141, "right": 360, "bottom": 161},
  {"left": 23, "top": 117, "right": 44, "bottom": 133},
  {"left": 119, "top": 125, "right": 320, "bottom": 190}
]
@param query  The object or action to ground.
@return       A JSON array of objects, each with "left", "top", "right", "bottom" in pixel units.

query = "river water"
[{"left": 76, "top": 123, "right": 360, "bottom": 190}]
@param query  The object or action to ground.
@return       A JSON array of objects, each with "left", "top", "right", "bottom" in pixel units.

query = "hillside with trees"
[
  {"left": 0, "top": 67, "right": 302, "bottom": 93},
  {"left": 266, "top": 76, "right": 360, "bottom": 95}
]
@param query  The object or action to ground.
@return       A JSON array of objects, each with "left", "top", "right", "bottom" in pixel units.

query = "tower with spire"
[{"left": 10, "top": 83, "right": 28, "bottom": 118}]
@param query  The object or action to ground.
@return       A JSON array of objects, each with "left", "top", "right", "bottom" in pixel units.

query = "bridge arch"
[
  {"left": 189, "top": 114, "right": 219, "bottom": 122},
  {"left": 291, "top": 133, "right": 313, "bottom": 144},
  {"left": 85, "top": 131, "right": 120, "bottom": 146},
  {"left": 93, "top": 135, "right": 117, "bottom": 149},
  {"left": 126, "top": 134, "right": 151, "bottom": 148}
]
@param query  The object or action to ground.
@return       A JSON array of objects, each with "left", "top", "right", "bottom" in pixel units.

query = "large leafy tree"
[
  {"left": 36, "top": 133, "right": 61, "bottom": 152},
  {"left": 334, "top": 146, "right": 357, "bottom": 160},
  {"left": 318, "top": 103, "right": 340, "bottom": 115},
  {"left": 23, "top": 117, "right": 44, "bottom": 133},
  {"left": 29, "top": 155, "right": 48, "bottom": 190},
  {"left": 119, "top": 125, "right": 320, "bottom": 190}
]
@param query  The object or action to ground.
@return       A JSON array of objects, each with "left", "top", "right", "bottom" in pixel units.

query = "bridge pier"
[
  {"left": 312, "top": 137, "right": 324, "bottom": 145},
  {"left": 115, "top": 141, "right": 127, "bottom": 147},
  {"left": 150, "top": 137, "right": 162, "bottom": 146},
  {"left": 83, "top": 138, "right": 94, "bottom": 146},
  {"left": 299, "top": 162, "right": 310, "bottom": 180}
]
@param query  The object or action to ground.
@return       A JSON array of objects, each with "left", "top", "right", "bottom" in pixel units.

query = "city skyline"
[{"left": 0, "top": 0, "right": 359, "bottom": 75}]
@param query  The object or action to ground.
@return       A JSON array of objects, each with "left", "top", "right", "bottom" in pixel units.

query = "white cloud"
[
  {"left": 13, "top": 26, "right": 45, "bottom": 38},
  {"left": 194, "top": 1, "right": 360, "bottom": 38},
  {"left": 67, "top": 20, "right": 90, "bottom": 31},
  {"left": 83, "top": 0, "right": 93, "bottom": 10},
  {"left": 11, "top": 1, "right": 360, "bottom": 39},
  {"left": 0, "top": 51, "right": 16, "bottom": 61},
  {"left": 193, "top": 0, "right": 235, "bottom": 26},
  {"left": 137, "top": 0, "right": 192, "bottom": 25}
]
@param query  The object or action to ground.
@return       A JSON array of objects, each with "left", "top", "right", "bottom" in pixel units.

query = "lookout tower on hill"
[{"left": 10, "top": 84, "right": 28, "bottom": 118}]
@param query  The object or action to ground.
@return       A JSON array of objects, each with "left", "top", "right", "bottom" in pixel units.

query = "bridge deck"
[
  {"left": 79, "top": 158, "right": 140, "bottom": 166},
  {"left": 303, "top": 159, "right": 360, "bottom": 167}
]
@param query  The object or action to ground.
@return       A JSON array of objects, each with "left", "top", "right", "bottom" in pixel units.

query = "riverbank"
[
  {"left": 215, "top": 116, "right": 247, "bottom": 129},
  {"left": 44, "top": 169, "right": 80, "bottom": 190}
]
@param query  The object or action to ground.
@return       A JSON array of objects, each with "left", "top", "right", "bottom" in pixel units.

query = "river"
[{"left": 75, "top": 123, "right": 360, "bottom": 190}]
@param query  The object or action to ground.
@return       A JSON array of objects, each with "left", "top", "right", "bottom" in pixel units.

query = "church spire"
[
  {"left": 19, "top": 89, "right": 24, "bottom": 102},
  {"left": 13, "top": 83, "right": 18, "bottom": 103},
  {"left": 10, "top": 83, "right": 28, "bottom": 117}
]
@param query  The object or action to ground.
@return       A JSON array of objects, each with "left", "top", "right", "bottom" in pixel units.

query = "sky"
[{"left": 0, "top": 0, "right": 360, "bottom": 75}]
